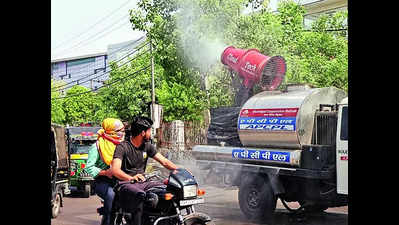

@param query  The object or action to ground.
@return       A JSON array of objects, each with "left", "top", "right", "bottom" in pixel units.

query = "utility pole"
[
  {"left": 150, "top": 40, "right": 155, "bottom": 105},
  {"left": 150, "top": 39, "right": 155, "bottom": 122},
  {"left": 150, "top": 39, "right": 158, "bottom": 138}
]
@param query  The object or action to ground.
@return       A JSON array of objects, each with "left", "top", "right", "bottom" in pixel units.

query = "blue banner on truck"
[
  {"left": 232, "top": 149, "right": 290, "bottom": 163},
  {"left": 238, "top": 117, "right": 297, "bottom": 131},
  {"left": 238, "top": 108, "right": 298, "bottom": 131}
]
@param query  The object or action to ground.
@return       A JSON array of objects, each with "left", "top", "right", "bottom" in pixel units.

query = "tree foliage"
[
  {"left": 51, "top": 0, "right": 348, "bottom": 125},
  {"left": 101, "top": 43, "right": 164, "bottom": 121},
  {"left": 230, "top": 0, "right": 348, "bottom": 92},
  {"left": 61, "top": 85, "right": 100, "bottom": 125},
  {"left": 51, "top": 79, "right": 66, "bottom": 124}
]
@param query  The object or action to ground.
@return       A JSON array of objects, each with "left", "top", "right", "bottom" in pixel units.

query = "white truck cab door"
[{"left": 336, "top": 101, "right": 348, "bottom": 195}]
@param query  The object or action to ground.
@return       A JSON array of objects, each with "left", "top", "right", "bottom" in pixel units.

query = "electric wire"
[
  {"left": 52, "top": 40, "right": 149, "bottom": 92},
  {"left": 52, "top": 0, "right": 133, "bottom": 51},
  {"left": 107, "top": 35, "right": 146, "bottom": 57},
  {"left": 53, "top": 14, "right": 131, "bottom": 58},
  {"left": 51, "top": 39, "right": 147, "bottom": 91},
  {"left": 52, "top": 44, "right": 150, "bottom": 93},
  {"left": 51, "top": 63, "right": 151, "bottom": 100}
]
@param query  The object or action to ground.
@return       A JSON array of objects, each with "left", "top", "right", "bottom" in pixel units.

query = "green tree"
[
  {"left": 129, "top": 0, "right": 253, "bottom": 121},
  {"left": 232, "top": 0, "right": 348, "bottom": 92},
  {"left": 51, "top": 79, "right": 66, "bottom": 124},
  {"left": 157, "top": 81, "right": 207, "bottom": 121},
  {"left": 100, "top": 42, "right": 164, "bottom": 121},
  {"left": 62, "top": 85, "right": 99, "bottom": 125}
]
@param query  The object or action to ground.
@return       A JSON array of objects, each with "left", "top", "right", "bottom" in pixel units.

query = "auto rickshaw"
[
  {"left": 66, "top": 126, "right": 101, "bottom": 197},
  {"left": 51, "top": 124, "right": 71, "bottom": 218}
]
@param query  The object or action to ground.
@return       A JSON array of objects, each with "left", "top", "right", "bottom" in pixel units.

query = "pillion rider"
[{"left": 110, "top": 116, "right": 179, "bottom": 225}]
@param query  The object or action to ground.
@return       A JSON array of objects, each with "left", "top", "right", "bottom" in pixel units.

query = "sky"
[
  {"left": 51, "top": 0, "right": 143, "bottom": 60},
  {"left": 51, "top": 0, "right": 279, "bottom": 61}
]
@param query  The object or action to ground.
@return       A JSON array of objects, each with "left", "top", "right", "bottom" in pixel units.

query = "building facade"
[
  {"left": 51, "top": 36, "right": 146, "bottom": 93},
  {"left": 51, "top": 53, "right": 108, "bottom": 92},
  {"left": 301, "top": 0, "right": 348, "bottom": 29}
]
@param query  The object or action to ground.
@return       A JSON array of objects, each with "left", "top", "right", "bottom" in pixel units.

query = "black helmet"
[{"left": 130, "top": 116, "right": 153, "bottom": 137}]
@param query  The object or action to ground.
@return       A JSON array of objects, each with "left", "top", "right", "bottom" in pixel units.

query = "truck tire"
[
  {"left": 238, "top": 174, "right": 276, "bottom": 222},
  {"left": 83, "top": 183, "right": 91, "bottom": 198}
]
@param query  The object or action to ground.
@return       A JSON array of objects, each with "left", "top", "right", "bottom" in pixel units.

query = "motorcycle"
[{"left": 97, "top": 168, "right": 214, "bottom": 225}]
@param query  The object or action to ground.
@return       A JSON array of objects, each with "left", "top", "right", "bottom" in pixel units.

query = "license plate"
[{"left": 179, "top": 198, "right": 205, "bottom": 206}]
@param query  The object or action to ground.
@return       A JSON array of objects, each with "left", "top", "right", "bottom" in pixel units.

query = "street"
[{"left": 51, "top": 184, "right": 347, "bottom": 225}]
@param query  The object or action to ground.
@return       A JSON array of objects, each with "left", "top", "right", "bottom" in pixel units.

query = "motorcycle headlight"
[{"left": 183, "top": 185, "right": 197, "bottom": 198}]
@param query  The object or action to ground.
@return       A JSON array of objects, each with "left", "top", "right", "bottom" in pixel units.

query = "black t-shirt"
[{"left": 113, "top": 140, "right": 158, "bottom": 178}]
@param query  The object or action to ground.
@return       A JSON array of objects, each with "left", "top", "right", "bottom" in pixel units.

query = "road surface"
[{"left": 51, "top": 184, "right": 347, "bottom": 225}]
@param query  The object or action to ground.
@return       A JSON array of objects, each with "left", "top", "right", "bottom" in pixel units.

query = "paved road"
[{"left": 51, "top": 184, "right": 347, "bottom": 225}]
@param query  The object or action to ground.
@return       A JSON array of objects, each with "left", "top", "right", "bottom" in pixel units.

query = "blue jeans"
[{"left": 95, "top": 179, "right": 115, "bottom": 225}]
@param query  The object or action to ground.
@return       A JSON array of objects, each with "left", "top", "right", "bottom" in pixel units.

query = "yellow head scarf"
[{"left": 97, "top": 118, "right": 124, "bottom": 165}]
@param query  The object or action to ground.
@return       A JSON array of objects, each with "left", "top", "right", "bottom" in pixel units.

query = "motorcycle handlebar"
[{"left": 117, "top": 171, "right": 163, "bottom": 185}]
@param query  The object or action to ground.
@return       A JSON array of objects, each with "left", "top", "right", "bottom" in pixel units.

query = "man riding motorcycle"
[{"left": 110, "top": 116, "right": 180, "bottom": 225}]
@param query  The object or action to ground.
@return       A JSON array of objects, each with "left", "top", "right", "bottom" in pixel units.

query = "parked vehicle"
[
  {"left": 66, "top": 126, "right": 101, "bottom": 197},
  {"left": 97, "top": 168, "right": 214, "bottom": 225},
  {"left": 51, "top": 124, "right": 71, "bottom": 218}
]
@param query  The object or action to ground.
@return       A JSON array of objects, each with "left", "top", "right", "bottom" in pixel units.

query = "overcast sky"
[
  {"left": 51, "top": 0, "right": 279, "bottom": 61},
  {"left": 51, "top": 0, "right": 144, "bottom": 60}
]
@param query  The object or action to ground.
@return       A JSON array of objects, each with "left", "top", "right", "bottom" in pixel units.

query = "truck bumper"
[{"left": 196, "top": 160, "right": 334, "bottom": 180}]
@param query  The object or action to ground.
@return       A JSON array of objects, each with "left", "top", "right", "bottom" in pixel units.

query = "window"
[
  {"left": 66, "top": 57, "right": 95, "bottom": 67},
  {"left": 340, "top": 106, "right": 348, "bottom": 140},
  {"left": 52, "top": 63, "right": 59, "bottom": 70}
]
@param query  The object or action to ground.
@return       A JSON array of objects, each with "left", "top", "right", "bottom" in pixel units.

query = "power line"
[
  {"left": 303, "top": 28, "right": 348, "bottom": 32},
  {"left": 52, "top": 14, "right": 131, "bottom": 58},
  {"left": 51, "top": 63, "right": 151, "bottom": 100},
  {"left": 108, "top": 35, "right": 146, "bottom": 56},
  {"left": 51, "top": 38, "right": 147, "bottom": 91},
  {"left": 52, "top": 45, "right": 150, "bottom": 93},
  {"left": 52, "top": 0, "right": 132, "bottom": 51},
  {"left": 52, "top": 40, "right": 149, "bottom": 92}
]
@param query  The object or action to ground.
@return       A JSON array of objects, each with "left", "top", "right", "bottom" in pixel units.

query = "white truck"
[{"left": 192, "top": 84, "right": 348, "bottom": 222}]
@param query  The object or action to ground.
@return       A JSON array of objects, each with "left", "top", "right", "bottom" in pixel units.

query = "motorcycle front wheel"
[
  {"left": 51, "top": 193, "right": 61, "bottom": 218},
  {"left": 183, "top": 212, "right": 214, "bottom": 225}
]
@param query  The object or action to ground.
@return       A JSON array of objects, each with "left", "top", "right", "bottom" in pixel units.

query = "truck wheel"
[
  {"left": 51, "top": 193, "right": 61, "bottom": 218},
  {"left": 238, "top": 174, "right": 276, "bottom": 222},
  {"left": 83, "top": 183, "right": 91, "bottom": 198}
]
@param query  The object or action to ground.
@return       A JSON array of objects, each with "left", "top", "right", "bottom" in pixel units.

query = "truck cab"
[{"left": 336, "top": 97, "right": 348, "bottom": 195}]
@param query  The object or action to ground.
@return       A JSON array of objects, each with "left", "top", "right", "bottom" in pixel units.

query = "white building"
[
  {"left": 51, "top": 52, "right": 108, "bottom": 92},
  {"left": 51, "top": 36, "right": 146, "bottom": 92},
  {"left": 301, "top": 0, "right": 348, "bottom": 29}
]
